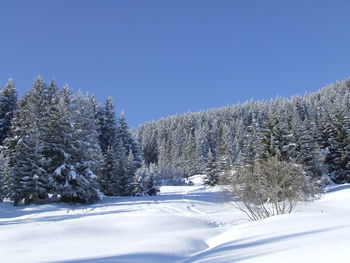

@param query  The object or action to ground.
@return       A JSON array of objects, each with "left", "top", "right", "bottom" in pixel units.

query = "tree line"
[
  {"left": 0, "top": 77, "right": 158, "bottom": 206},
  {"left": 136, "top": 79, "right": 350, "bottom": 185},
  {"left": 1, "top": 77, "right": 349, "bottom": 206}
]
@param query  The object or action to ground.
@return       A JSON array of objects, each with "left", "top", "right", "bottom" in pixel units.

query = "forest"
[
  {"left": 136, "top": 79, "right": 350, "bottom": 185},
  {"left": 0, "top": 77, "right": 158, "bottom": 206},
  {"left": 0, "top": 77, "right": 349, "bottom": 206}
]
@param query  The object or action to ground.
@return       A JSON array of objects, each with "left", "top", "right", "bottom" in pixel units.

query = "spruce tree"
[
  {"left": 323, "top": 110, "right": 350, "bottom": 183},
  {"left": 97, "top": 97, "right": 118, "bottom": 154},
  {"left": 8, "top": 130, "right": 48, "bottom": 205},
  {"left": 204, "top": 149, "right": 219, "bottom": 186},
  {"left": 113, "top": 138, "right": 131, "bottom": 196},
  {"left": 132, "top": 164, "right": 159, "bottom": 196},
  {"left": 5, "top": 77, "right": 51, "bottom": 204},
  {"left": 116, "top": 111, "right": 143, "bottom": 169},
  {"left": 294, "top": 120, "right": 322, "bottom": 177},
  {"left": 50, "top": 87, "right": 101, "bottom": 204},
  {"left": 72, "top": 92, "right": 103, "bottom": 175},
  {"left": 0, "top": 79, "right": 17, "bottom": 145},
  {"left": 100, "top": 146, "right": 120, "bottom": 196},
  {"left": 0, "top": 151, "right": 5, "bottom": 202},
  {"left": 182, "top": 133, "right": 198, "bottom": 177}
]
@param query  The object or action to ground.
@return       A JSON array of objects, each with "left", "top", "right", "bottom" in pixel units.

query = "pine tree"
[
  {"left": 323, "top": 110, "right": 350, "bottom": 183},
  {"left": 116, "top": 111, "right": 143, "bottom": 169},
  {"left": 97, "top": 97, "right": 118, "bottom": 154},
  {"left": 8, "top": 130, "right": 48, "bottom": 205},
  {"left": 100, "top": 146, "right": 119, "bottom": 196},
  {"left": 180, "top": 133, "right": 198, "bottom": 177},
  {"left": 237, "top": 122, "right": 261, "bottom": 167},
  {"left": 0, "top": 151, "right": 5, "bottom": 202},
  {"left": 0, "top": 79, "right": 17, "bottom": 145},
  {"left": 71, "top": 92, "right": 103, "bottom": 201},
  {"left": 259, "top": 109, "right": 292, "bottom": 162},
  {"left": 137, "top": 123, "right": 158, "bottom": 165},
  {"left": 50, "top": 87, "right": 101, "bottom": 204},
  {"left": 72, "top": 92, "right": 103, "bottom": 176},
  {"left": 204, "top": 149, "right": 219, "bottom": 186},
  {"left": 294, "top": 120, "right": 322, "bottom": 177},
  {"left": 158, "top": 135, "right": 172, "bottom": 169},
  {"left": 97, "top": 99, "right": 143, "bottom": 196},
  {"left": 113, "top": 138, "right": 131, "bottom": 196},
  {"left": 132, "top": 164, "right": 159, "bottom": 196},
  {"left": 101, "top": 138, "right": 131, "bottom": 196},
  {"left": 4, "top": 77, "right": 51, "bottom": 204},
  {"left": 195, "top": 124, "right": 210, "bottom": 173}
]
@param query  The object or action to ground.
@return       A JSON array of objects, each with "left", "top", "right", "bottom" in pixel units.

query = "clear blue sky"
[{"left": 1, "top": 0, "right": 350, "bottom": 127}]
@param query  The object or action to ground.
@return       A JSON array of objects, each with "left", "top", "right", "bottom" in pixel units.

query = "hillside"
[
  {"left": 136, "top": 79, "right": 350, "bottom": 183},
  {"left": 1, "top": 178, "right": 349, "bottom": 263}
]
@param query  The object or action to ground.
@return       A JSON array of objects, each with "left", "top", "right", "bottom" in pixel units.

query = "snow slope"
[
  {"left": 1, "top": 181, "right": 350, "bottom": 263},
  {"left": 185, "top": 184, "right": 350, "bottom": 263}
]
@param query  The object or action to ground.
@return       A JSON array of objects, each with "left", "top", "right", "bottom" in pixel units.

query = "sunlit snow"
[{"left": 1, "top": 177, "right": 349, "bottom": 263}]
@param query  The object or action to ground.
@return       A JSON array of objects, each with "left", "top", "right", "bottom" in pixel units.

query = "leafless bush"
[{"left": 224, "top": 157, "right": 322, "bottom": 221}]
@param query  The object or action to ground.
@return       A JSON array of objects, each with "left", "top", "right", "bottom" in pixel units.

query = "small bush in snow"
[{"left": 225, "top": 157, "right": 322, "bottom": 221}]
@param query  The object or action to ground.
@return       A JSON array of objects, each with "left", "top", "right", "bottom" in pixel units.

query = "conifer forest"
[{"left": 0, "top": 77, "right": 350, "bottom": 206}]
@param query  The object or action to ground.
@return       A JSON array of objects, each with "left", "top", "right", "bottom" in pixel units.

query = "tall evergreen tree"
[
  {"left": 293, "top": 119, "right": 322, "bottom": 177},
  {"left": 50, "top": 87, "right": 101, "bottom": 204},
  {"left": 100, "top": 145, "right": 120, "bottom": 196},
  {"left": 181, "top": 133, "right": 198, "bottom": 177},
  {"left": 5, "top": 77, "right": 50, "bottom": 204},
  {"left": 112, "top": 138, "right": 131, "bottom": 196},
  {"left": 97, "top": 97, "right": 118, "bottom": 154},
  {"left": 8, "top": 130, "right": 48, "bottom": 205},
  {"left": 204, "top": 149, "right": 219, "bottom": 186},
  {"left": 0, "top": 151, "right": 5, "bottom": 202},
  {"left": 0, "top": 79, "right": 17, "bottom": 145},
  {"left": 323, "top": 110, "right": 350, "bottom": 183},
  {"left": 116, "top": 111, "right": 143, "bottom": 169}
]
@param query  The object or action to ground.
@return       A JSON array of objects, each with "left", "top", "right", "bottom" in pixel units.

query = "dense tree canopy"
[{"left": 136, "top": 79, "right": 350, "bottom": 184}]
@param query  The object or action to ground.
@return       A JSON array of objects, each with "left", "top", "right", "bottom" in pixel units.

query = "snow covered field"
[{"left": 1, "top": 179, "right": 350, "bottom": 263}]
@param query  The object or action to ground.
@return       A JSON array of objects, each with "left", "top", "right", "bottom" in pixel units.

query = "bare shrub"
[{"left": 224, "top": 157, "right": 322, "bottom": 221}]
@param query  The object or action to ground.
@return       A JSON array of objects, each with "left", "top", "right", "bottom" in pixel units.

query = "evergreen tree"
[
  {"left": 113, "top": 138, "right": 131, "bottom": 196},
  {"left": 8, "top": 130, "right": 48, "bottom": 205},
  {"left": 323, "top": 110, "right": 350, "bottom": 183},
  {"left": 132, "top": 164, "right": 159, "bottom": 196},
  {"left": 116, "top": 111, "right": 143, "bottom": 169},
  {"left": 181, "top": 133, "right": 198, "bottom": 177},
  {"left": 259, "top": 109, "right": 292, "bottom": 162},
  {"left": 98, "top": 100, "right": 143, "bottom": 196},
  {"left": 137, "top": 123, "right": 158, "bottom": 165},
  {"left": 204, "top": 149, "right": 219, "bottom": 186},
  {"left": 4, "top": 77, "right": 51, "bottom": 204},
  {"left": 72, "top": 92, "right": 103, "bottom": 177},
  {"left": 294, "top": 120, "right": 322, "bottom": 177},
  {"left": 100, "top": 146, "right": 119, "bottom": 196},
  {"left": 50, "top": 87, "right": 101, "bottom": 204},
  {"left": 0, "top": 151, "right": 5, "bottom": 201},
  {"left": 158, "top": 134, "right": 172, "bottom": 169},
  {"left": 0, "top": 79, "right": 17, "bottom": 145},
  {"left": 237, "top": 122, "right": 261, "bottom": 167},
  {"left": 195, "top": 124, "right": 210, "bottom": 173},
  {"left": 101, "top": 138, "right": 132, "bottom": 196},
  {"left": 97, "top": 97, "right": 118, "bottom": 154}
]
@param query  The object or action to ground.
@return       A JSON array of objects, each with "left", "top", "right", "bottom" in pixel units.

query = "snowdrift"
[{"left": 1, "top": 183, "right": 349, "bottom": 263}]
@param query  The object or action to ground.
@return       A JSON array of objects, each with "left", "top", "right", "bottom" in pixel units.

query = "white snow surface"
[{"left": 1, "top": 179, "right": 350, "bottom": 263}]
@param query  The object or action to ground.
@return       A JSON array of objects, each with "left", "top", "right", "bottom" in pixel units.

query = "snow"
[
  {"left": 187, "top": 174, "right": 206, "bottom": 186},
  {"left": 1, "top": 180, "right": 350, "bottom": 263}
]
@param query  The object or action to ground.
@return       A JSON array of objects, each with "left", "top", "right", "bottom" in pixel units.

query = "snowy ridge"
[{"left": 1, "top": 183, "right": 350, "bottom": 263}]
